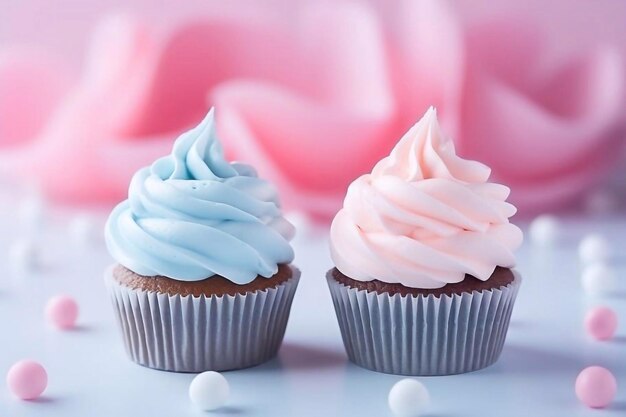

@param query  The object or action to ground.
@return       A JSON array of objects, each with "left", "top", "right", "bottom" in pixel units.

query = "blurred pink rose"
[
  {"left": 459, "top": 18, "right": 624, "bottom": 213},
  {"left": 0, "top": 1, "right": 623, "bottom": 217},
  {"left": 0, "top": 48, "right": 71, "bottom": 148},
  {"left": 0, "top": 16, "right": 172, "bottom": 202},
  {"left": 0, "top": 3, "right": 457, "bottom": 213}
]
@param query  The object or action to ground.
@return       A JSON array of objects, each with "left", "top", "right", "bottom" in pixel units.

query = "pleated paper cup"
[
  {"left": 327, "top": 270, "right": 521, "bottom": 376},
  {"left": 105, "top": 266, "right": 300, "bottom": 373}
]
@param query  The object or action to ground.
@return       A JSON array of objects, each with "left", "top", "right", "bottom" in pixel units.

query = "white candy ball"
[
  {"left": 284, "top": 210, "right": 313, "bottom": 237},
  {"left": 528, "top": 215, "right": 559, "bottom": 245},
  {"left": 9, "top": 238, "right": 40, "bottom": 272},
  {"left": 18, "top": 194, "right": 45, "bottom": 232},
  {"left": 578, "top": 234, "right": 611, "bottom": 264},
  {"left": 268, "top": 217, "right": 296, "bottom": 241},
  {"left": 585, "top": 190, "right": 617, "bottom": 215},
  {"left": 388, "top": 379, "right": 430, "bottom": 417},
  {"left": 581, "top": 263, "right": 617, "bottom": 294},
  {"left": 189, "top": 371, "right": 229, "bottom": 411},
  {"left": 69, "top": 214, "right": 98, "bottom": 244}
]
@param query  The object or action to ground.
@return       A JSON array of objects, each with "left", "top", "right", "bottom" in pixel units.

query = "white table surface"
[{"left": 0, "top": 189, "right": 624, "bottom": 417}]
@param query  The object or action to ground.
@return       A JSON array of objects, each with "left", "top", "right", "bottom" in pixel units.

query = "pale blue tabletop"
[{"left": 0, "top": 190, "right": 624, "bottom": 416}]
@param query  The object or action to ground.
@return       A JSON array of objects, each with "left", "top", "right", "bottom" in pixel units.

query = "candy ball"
[
  {"left": 388, "top": 378, "right": 430, "bottom": 417},
  {"left": 581, "top": 263, "right": 617, "bottom": 294},
  {"left": 18, "top": 192, "right": 45, "bottom": 232},
  {"left": 528, "top": 215, "right": 559, "bottom": 245},
  {"left": 575, "top": 366, "right": 617, "bottom": 408},
  {"left": 68, "top": 214, "right": 98, "bottom": 244},
  {"left": 189, "top": 371, "right": 229, "bottom": 411},
  {"left": 585, "top": 190, "right": 617, "bottom": 215},
  {"left": 585, "top": 307, "right": 618, "bottom": 340},
  {"left": 7, "top": 360, "right": 48, "bottom": 400},
  {"left": 284, "top": 210, "right": 313, "bottom": 238},
  {"left": 45, "top": 295, "right": 79, "bottom": 329},
  {"left": 8, "top": 238, "right": 40, "bottom": 272},
  {"left": 578, "top": 235, "right": 611, "bottom": 264}
]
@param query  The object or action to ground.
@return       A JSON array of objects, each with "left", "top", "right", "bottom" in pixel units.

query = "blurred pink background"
[{"left": 1, "top": 0, "right": 625, "bottom": 219}]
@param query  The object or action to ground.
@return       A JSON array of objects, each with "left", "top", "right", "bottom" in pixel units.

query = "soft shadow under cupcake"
[
  {"left": 190, "top": 405, "right": 247, "bottom": 416},
  {"left": 276, "top": 342, "right": 347, "bottom": 370},
  {"left": 481, "top": 344, "right": 578, "bottom": 375},
  {"left": 241, "top": 342, "right": 347, "bottom": 373}
]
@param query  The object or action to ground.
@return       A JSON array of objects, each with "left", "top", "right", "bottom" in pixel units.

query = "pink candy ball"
[
  {"left": 45, "top": 295, "right": 79, "bottom": 329},
  {"left": 7, "top": 360, "right": 48, "bottom": 400},
  {"left": 585, "top": 307, "right": 618, "bottom": 341},
  {"left": 575, "top": 366, "right": 617, "bottom": 408}
]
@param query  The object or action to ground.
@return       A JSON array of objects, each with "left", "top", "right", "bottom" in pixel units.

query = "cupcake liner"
[
  {"left": 105, "top": 266, "right": 300, "bottom": 372},
  {"left": 326, "top": 271, "right": 521, "bottom": 376}
]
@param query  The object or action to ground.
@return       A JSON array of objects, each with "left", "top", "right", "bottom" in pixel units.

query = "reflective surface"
[{"left": 0, "top": 191, "right": 624, "bottom": 416}]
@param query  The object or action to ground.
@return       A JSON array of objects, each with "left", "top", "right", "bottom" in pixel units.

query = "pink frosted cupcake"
[{"left": 327, "top": 107, "right": 523, "bottom": 375}]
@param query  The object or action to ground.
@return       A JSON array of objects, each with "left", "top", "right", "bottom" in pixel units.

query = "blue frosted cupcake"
[{"left": 104, "top": 108, "right": 299, "bottom": 372}]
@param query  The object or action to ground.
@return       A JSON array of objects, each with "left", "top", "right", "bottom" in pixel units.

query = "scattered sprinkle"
[
  {"left": 575, "top": 366, "right": 617, "bottom": 409},
  {"left": 189, "top": 371, "right": 230, "bottom": 411},
  {"left": 46, "top": 295, "right": 79, "bottom": 330},
  {"left": 388, "top": 378, "right": 430, "bottom": 417},
  {"left": 7, "top": 360, "right": 48, "bottom": 400}
]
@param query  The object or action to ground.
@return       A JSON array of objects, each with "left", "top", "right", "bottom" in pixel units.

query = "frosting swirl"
[
  {"left": 330, "top": 107, "right": 522, "bottom": 289},
  {"left": 105, "top": 108, "right": 295, "bottom": 284}
]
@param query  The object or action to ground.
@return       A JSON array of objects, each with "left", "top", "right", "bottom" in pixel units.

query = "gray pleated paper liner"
[
  {"left": 327, "top": 271, "right": 521, "bottom": 376},
  {"left": 105, "top": 266, "right": 300, "bottom": 372}
]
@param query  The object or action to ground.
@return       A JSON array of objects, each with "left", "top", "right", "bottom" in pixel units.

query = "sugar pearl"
[
  {"left": 69, "top": 214, "right": 98, "bottom": 244},
  {"left": 18, "top": 193, "right": 45, "bottom": 232},
  {"left": 575, "top": 366, "right": 617, "bottom": 408},
  {"left": 7, "top": 360, "right": 48, "bottom": 400},
  {"left": 8, "top": 238, "right": 40, "bottom": 272},
  {"left": 45, "top": 295, "right": 79, "bottom": 330},
  {"left": 585, "top": 190, "right": 617, "bottom": 215},
  {"left": 578, "top": 234, "right": 611, "bottom": 264},
  {"left": 189, "top": 371, "right": 229, "bottom": 411},
  {"left": 269, "top": 216, "right": 296, "bottom": 241},
  {"left": 388, "top": 379, "right": 430, "bottom": 417},
  {"left": 585, "top": 307, "right": 618, "bottom": 340},
  {"left": 581, "top": 263, "right": 617, "bottom": 295},
  {"left": 528, "top": 215, "right": 559, "bottom": 245},
  {"left": 284, "top": 210, "right": 313, "bottom": 237}
]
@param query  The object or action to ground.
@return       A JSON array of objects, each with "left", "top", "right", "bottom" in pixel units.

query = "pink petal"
[
  {"left": 0, "top": 49, "right": 70, "bottom": 147},
  {"left": 387, "top": 0, "right": 465, "bottom": 136},
  {"left": 461, "top": 18, "right": 624, "bottom": 210},
  {"left": 119, "top": 10, "right": 305, "bottom": 137}
]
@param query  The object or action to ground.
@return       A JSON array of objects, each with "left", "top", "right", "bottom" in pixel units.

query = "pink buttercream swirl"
[{"left": 330, "top": 107, "right": 523, "bottom": 289}]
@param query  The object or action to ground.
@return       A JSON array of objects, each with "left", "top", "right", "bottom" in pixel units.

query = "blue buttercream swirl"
[{"left": 105, "top": 108, "right": 295, "bottom": 284}]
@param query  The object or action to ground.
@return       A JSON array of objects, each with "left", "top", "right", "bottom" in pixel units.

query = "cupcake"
[
  {"left": 104, "top": 108, "right": 299, "bottom": 372},
  {"left": 327, "top": 107, "right": 523, "bottom": 376}
]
